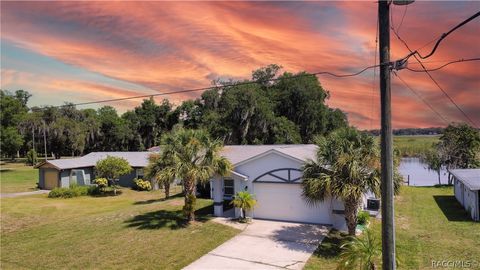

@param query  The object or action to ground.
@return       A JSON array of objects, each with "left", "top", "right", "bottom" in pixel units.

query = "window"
[
  {"left": 136, "top": 169, "right": 145, "bottom": 179},
  {"left": 224, "top": 179, "right": 234, "bottom": 198}
]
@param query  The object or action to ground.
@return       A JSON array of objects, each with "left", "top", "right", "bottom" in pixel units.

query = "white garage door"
[{"left": 253, "top": 183, "right": 333, "bottom": 224}]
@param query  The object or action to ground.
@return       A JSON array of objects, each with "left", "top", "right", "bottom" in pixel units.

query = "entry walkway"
[{"left": 184, "top": 219, "right": 330, "bottom": 270}]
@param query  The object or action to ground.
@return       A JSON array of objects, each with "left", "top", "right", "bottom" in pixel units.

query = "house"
[
  {"left": 210, "top": 144, "right": 376, "bottom": 231},
  {"left": 35, "top": 145, "right": 376, "bottom": 231},
  {"left": 451, "top": 169, "right": 480, "bottom": 221},
  {"left": 35, "top": 152, "right": 150, "bottom": 189}
]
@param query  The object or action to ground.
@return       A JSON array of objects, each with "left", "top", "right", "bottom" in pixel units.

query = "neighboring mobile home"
[
  {"left": 451, "top": 169, "right": 480, "bottom": 221},
  {"left": 35, "top": 152, "right": 150, "bottom": 189}
]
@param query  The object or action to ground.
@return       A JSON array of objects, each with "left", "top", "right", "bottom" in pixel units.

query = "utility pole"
[
  {"left": 32, "top": 126, "right": 35, "bottom": 152},
  {"left": 43, "top": 121, "right": 48, "bottom": 161},
  {"left": 378, "top": 1, "right": 395, "bottom": 269}
]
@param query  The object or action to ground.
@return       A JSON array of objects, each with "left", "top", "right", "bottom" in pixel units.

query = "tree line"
[
  {"left": 366, "top": 127, "right": 445, "bottom": 136},
  {"left": 0, "top": 64, "right": 348, "bottom": 159}
]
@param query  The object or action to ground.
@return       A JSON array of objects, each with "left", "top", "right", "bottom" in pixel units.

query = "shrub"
[
  {"left": 95, "top": 156, "right": 132, "bottom": 196},
  {"left": 48, "top": 187, "right": 72, "bottom": 198},
  {"left": 357, "top": 211, "right": 370, "bottom": 225},
  {"left": 26, "top": 149, "right": 37, "bottom": 166},
  {"left": 133, "top": 178, "right": 151, "bottom": 191},
  {"left": 86, "top": 185, "right": 102, "bottom": 195},
  {"left": 94, "top": 178, "right": 108, "bottom": 190},
  {"left": 48, "top": 184, "right": 92, "bottom": 198}
]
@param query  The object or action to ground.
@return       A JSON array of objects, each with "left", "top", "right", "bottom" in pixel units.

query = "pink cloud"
[{"left": 1, "top": 1, "right": 479, "bottom": 128}]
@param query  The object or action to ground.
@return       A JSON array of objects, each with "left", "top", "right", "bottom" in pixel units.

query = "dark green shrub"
[
  {"left": 357, "top": 211, "right": 370, "bottom": 225},
  {"left": 133, "top": 178, "right": 151, "bottom": 191},
  {"left": 48, "top": 187, "right": 72, "bottom": 198},
  {"left": 87, "top": 185, "right": 102, "bottom": 195},
  {"left": 48, "top": 184, "right": 91, "bottom": 198},
  {"left": 70, "top": 184, "right": 89, "bottom": 196}
]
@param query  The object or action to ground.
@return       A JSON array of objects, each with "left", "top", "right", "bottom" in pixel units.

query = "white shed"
[{"left": 451, "top": 169, "right": 480, "bottom": 221}]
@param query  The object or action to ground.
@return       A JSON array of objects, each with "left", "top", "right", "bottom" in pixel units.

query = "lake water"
[{"left": 398, "top": 157, "right": 449, "bottom": 186}]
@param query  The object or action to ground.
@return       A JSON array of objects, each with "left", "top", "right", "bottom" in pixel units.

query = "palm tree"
[
  {"left": 159, "top": 128, "right": 232, "bottom": 222},
  {"left": 337, "top": 229, "right": 381, "bottom": 270},
  {"left": 145, "top": 153, "right": 176, "bottom": 198},
  {"left": 231, "top": 191, "right": 257, "bottom": 220},
  {"left": 302, "top": 127, "right": 400, "bottom": 235}
]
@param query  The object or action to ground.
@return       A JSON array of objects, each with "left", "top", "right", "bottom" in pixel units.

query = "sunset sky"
[{"left": 1, "top": 1, "right": 479, "bottom": 129}]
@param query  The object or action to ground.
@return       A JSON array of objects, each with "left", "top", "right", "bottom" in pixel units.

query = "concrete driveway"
[
  {"left": 0, "top": 190, "right": 49, "bottom": 198},
  {"left": 184, "top": 219, "right": 330, "bottom": 270}
]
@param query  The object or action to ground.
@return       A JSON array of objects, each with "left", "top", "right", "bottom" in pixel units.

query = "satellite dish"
[{"left": 392, "top": 0, "right": 415, "bottom": 5}]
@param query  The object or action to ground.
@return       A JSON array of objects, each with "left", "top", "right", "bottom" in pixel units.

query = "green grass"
[
  {"left": 393, "top": 135, "right": 439, "bottom": 157},
  {"left": 1, "top": 186, "right": 239, "bottom": 269},
  {"left": 305, "top": 186, "right": 480, "bottom": 269},
  {"left": 0, "top": 162, "right": 38, "bottom": 193}
]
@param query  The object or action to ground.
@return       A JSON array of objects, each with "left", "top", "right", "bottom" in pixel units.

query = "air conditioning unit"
[{"left": 367, "top": 198, "right": 380, "bottom": 211}]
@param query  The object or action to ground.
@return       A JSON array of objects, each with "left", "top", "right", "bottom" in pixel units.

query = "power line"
[
  {"left": 391, "top": 3, "right": 408, "bottom": 34},
  {"left": 406, "top": 57, "right": 480, "bottom": 72},
  {"left": 393, "top": 73, "right": 449, "bottom": 125},
  {"left": 408, "top": 58, "right": 479, "bottom": 64},
  {"left": 406, "top": 11, "right": 480, "bottom": 60},
  {"left": 391, "top": 26, "right": 479, "bottom": 128},
  {"left": 412, "top": 55, "right": 478, "bottom": 127},
  {"left": 46, "top": 63, "right": 388, "bottom": 109},
  {"left": 396, "top": 5, "right": 408, "bottom": 34}
]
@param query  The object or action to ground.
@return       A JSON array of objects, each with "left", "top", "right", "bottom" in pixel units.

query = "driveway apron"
[{"left": 184, "top": 219, "right": 330, "bottom": 270}]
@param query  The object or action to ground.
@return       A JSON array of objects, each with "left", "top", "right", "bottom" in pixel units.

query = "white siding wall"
[
  {"left": 454, "top": 178, "right": 463, "bottom": 205},
  {"left": 464, "top": 188, "right": 479, "bottom": 221},
  {"left": 454, "top": 178, "right": 479, "bottom": 221},
  {"left": 235, "top": 152, "right": 342, "bottom": 227}
]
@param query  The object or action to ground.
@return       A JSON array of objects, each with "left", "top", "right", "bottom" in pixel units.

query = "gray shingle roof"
[
  {"left": 220, "top": 144, "right": 317, "bottom": 165},
  {"left": 450, "top": 169, "right": 480, "bottom": 190},
  {"left": 39, "top": 152, "right": 151, "bottom": 170},
  {"left": 39, "top": 145, "right": 318, "bottom": 170}
]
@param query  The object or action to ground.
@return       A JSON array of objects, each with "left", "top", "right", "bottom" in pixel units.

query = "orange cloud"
[{"left": 1, "top": 1, "right": 479, "bottom": 129}]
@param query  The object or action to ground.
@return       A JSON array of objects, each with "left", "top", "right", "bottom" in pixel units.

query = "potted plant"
[{"left": 231, "top": 191, "right": 257, "bottom": 222}]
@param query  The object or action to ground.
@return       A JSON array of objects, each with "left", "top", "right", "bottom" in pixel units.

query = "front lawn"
[
  {"left": 1, "top": 188, "right": 239, "bottom": 269},
  {"left": 0, "top": 162, "right": 38, "bottom": 193},
  {"left": 305, "top": 186, "right": 480, "bottom": 269}
]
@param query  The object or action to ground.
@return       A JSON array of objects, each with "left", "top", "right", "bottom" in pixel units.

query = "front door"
[{"left": 223, "top": 178, "right": 234, "bottom": 200}]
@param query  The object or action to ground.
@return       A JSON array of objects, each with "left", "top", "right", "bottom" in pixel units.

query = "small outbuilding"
[
  {"left": 451, "top": 169, "right": 480, "bottom": 221},
  {"left": 35, "top": 152, "right": 150, "bottom": 189}
]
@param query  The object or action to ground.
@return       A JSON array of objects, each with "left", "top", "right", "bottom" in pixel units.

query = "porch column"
[{"left": 211, "top": 177, "right": 223, "bottom": 217}]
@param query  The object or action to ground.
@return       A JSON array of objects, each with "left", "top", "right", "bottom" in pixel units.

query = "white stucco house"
[
  {"left": 211, "top": 144, "right": 378, "bottom": 231},
  {"left": 451, "top": 169, "right": 480, "bottom": 221}
]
